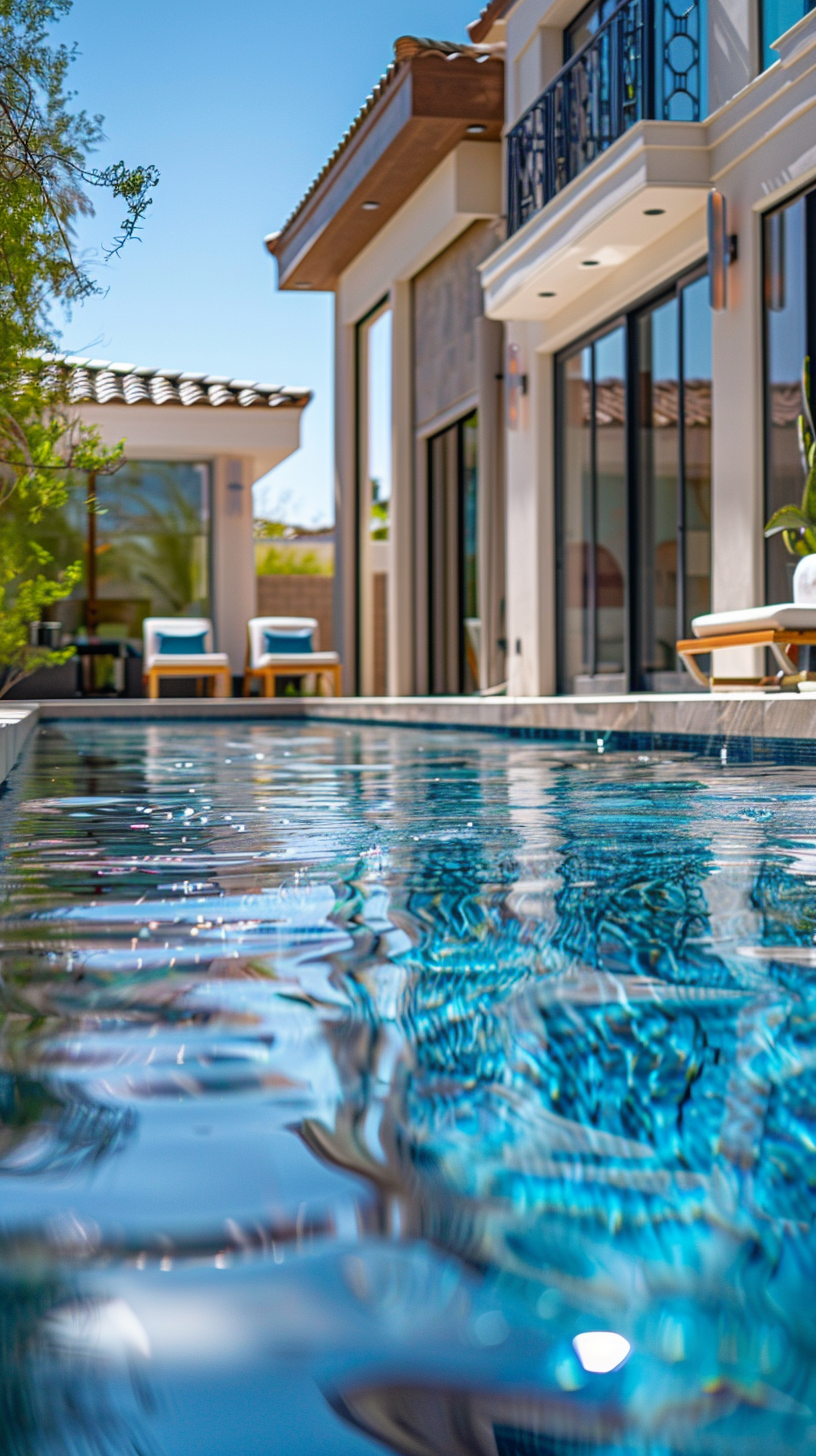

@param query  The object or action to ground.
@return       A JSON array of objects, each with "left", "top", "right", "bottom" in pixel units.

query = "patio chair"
[
  {"left": 244, "top": 616, "right": 341, "bottom": 697},
  {"left": 677, "top": 604, "right": 816, "bottom": 690},
  {"left": 142, "top": 618, "right": 232, "bottom": 699}
]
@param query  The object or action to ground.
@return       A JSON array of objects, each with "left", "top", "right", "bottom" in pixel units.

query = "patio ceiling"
[{"left": 268, "top": 38, "right": 504, "bottom": 292}]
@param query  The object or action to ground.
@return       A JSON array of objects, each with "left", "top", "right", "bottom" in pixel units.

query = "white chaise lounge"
[
  {"left": 243, "top": 616, "right": 341, "bottom": 698},
  {"left": 677, "top": 605, "right": 816, "bottom": 690},
  {"left": 142, "top": 618, "right": 232, "bottom": 699}
]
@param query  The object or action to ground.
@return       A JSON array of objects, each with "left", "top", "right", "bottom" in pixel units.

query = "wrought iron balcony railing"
[{"left": 506, "top": 0, "right": 704, "bottom": 235}]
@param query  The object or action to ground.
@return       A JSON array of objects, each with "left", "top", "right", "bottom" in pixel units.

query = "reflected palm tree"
[
  {"left": 0, "top": 1270, "right": 157, "bottom": 1456},
  {"left": 101, "top": 470, "right": 208, "bottom": 615},
  {"left": 0, "top": 1071, "right": 136, "bottom": 1179}
]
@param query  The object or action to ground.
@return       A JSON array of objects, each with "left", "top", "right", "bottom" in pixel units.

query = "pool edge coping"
[
  {"left": 0, "top": 691, "right": 809, "bottom": 759},
  {"left": 0, "top": 705, "right": 39, "bottom": 788}
]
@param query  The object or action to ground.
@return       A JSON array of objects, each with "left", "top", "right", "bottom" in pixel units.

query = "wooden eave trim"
[
  {"left": 272, "top": 52, "right": 503, "bottom": 291},
  {"left": 468, "top": 0, "right": 513, "bottom": 43}
]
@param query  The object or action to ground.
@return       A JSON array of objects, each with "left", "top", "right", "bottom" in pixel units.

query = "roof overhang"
[
  {"left": 76, "top": 402, "right": 306, "bottom": 481},
  {"left": 467, "top": 0, "right": 514, "bottom": 43},
  {"left": 269, "top": 48, "right": 504, "bottom": 292}
]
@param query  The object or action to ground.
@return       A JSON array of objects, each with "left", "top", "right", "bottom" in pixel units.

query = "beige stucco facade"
[{"left": 481, "top": 0, "right": 816, "bottom": 693}]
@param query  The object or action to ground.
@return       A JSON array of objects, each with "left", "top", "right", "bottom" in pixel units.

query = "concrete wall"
[
  {"left": 414, "top": 221, "right": 500, "bottom": 430},
  {"left": 256, "top": 575, "right": 334, "bottom": 654}
]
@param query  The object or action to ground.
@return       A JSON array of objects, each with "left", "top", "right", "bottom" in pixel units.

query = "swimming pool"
[{"left": 1, "top": 718, "right": 815, "bottom": 1455}]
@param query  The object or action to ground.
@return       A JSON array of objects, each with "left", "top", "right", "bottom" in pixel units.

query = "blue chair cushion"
[
  {"left": 157, "top": 631, "right": 207, "bottom": 655},
  {"left": 264, "top": 628, "right": 313, "bottom": 655}
]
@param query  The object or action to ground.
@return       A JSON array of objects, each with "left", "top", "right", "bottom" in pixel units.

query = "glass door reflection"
[
  {"left": 558, "top": 326, "right": 626, "bottom": 693},
  {"left": 635, "top": 272, "right": 711, "bottom": 689}
]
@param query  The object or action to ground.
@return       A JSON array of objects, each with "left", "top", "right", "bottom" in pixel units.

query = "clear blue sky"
[{"left": 59, "top": 0, "right": 483, "bottom": 525}]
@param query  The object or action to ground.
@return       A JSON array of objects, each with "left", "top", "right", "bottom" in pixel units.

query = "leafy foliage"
[
  {"left": 0, "top": 0, "right": 158, "bottom": 695},
  {"left": 765, "top": 356, "right": 816, "bottom": 558},
  {"left": 0, "top": 360, "right": 124, "bottom": 695}
]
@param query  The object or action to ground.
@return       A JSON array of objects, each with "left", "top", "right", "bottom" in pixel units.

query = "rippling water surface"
[{"left": 3, "top": 720, "right": 816, "bottom": 1454}]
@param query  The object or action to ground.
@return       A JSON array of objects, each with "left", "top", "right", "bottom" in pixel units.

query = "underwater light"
[{"left": 572, "top": 1331, "right": 631, "bottom": 1373}]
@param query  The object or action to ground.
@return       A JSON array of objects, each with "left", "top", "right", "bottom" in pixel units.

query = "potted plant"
[{"left": 765, "top": 356, "right": 816, "bottom": 602}]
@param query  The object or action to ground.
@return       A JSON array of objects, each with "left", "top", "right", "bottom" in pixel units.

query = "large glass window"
[
  {"left": 762, "top": 0, "right": 815, "bottom": 69},
  {"left": 564, "top": 0, "right": 619, "bottom": 57},
  {"left": 764, "top": 189, "right": 815, "bottom": 603},
  {"left": 556, "top": 266, "right": 711, "bottom": 693},
  {"left": 558, "top": 326, "right": 627, "bottom": 692},
  {"left": 635, "top": 272, "right": 711, "bottom": 686},
  {"left": 356, "top": 303, "right": 392, "bottom": 695},
  {"left": 35, "top": 461, "right": 210, "bottom": 643},
  {"left": 427, "top": 410, "right": 479, "bottom": 695}
]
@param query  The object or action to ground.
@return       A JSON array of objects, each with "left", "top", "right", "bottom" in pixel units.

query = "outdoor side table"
[{"left": 71, "top": 639, "right": 130, "bottom": 697}]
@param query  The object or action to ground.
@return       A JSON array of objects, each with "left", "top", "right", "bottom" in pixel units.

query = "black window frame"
[{"left": 555, "top": 258, "right": 710, "bottom": 694}]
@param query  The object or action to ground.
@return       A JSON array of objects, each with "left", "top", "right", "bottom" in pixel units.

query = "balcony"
[{"left": 507, "top": 0, "right": 705, "bottom": 235}]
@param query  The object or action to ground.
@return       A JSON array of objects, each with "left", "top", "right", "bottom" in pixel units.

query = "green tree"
[{"left": 0, "top": 0, "right": 158, "bottom": 696}]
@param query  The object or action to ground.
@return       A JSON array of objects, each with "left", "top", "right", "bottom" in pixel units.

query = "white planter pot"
[{"left": 793, "top": 554, "right": 816, "bottom": 604}]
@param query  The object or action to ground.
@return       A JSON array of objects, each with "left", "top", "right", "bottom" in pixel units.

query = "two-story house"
[
  {"left": 271, "top": 0, "right": 816, "bottom": 699},
  {"left": 478, "top": 0, "right": 816, "bottom": 694}
]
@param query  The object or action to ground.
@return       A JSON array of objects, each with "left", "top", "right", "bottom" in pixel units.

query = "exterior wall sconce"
[
  {"left": 506, "top": 342, "right": 528, "bottom": 430},
  {"left": 708, "top": 190, "right": 738, "bottom": 311},
  {"left": 226, "top": 460, "right": 244, "bottom": 516}
]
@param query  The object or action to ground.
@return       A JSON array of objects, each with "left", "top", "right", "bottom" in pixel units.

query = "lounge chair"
[
  {"left": 142, "top": 618, "right": 232, "bottom": 699},
  {"left": 244, "top": 616, "right": 341, "bottom": 697},
  {"left": 677, "top": 605, "right": 816, "bottom": 689}
]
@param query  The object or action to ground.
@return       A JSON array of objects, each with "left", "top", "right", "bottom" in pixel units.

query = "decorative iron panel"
[{"left": 507, "top": 0, "right": 702, "bottom": 235}]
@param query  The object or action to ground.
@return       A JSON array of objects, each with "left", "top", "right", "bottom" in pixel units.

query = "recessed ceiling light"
[
  {"left": 581, "top": 259, "right": 600, "bottom": 267},
  {"left": 294, "top": 282, "right": 311, "bottom": 289},
  {"left": 538, "top": 290, "right": 556, "bottom": 297},
  {"left": 466, "top": 123, "right": 486, "bottom": 134},
  {"left": 644, "top": 207, "right": 665, "bottom": 216},
  {"left": 362, "top": 200, "right": 380, "bottom": 211}
]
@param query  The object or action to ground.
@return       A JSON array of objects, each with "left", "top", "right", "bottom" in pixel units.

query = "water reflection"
[{"left": 2, "top": 724, "right": 816, "bottom": 1452}]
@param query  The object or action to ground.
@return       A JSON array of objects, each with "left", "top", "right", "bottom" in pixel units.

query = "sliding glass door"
[
  {"left": 635, "top": 272, "right": 712, "bottom": 687},
  {"left": 556, "top": 266, "right": 711, "bottom": 693},
  {"left": 427, "top": 410, "right": 479, "bottom": 695},
  {"left": 558, "top": 326, "right": 627, "bottom": 692}
]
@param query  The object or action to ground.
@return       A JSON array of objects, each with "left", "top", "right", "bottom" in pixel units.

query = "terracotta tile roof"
[
  {"left": 467, "top": 0, "right": 514, "bottom": 43},
  {"left": 580, "top": 379, "right": 713, "bottom": 426},
  {"left": 770, "top": 382, "right": 803, "bottom": 427},
  {"left": 579, "top": 379, "right": 802, "bottom": 428},
  {"left": 42, "top": 356, "right": 311, "bottom": 410},
  {"left": 273, "top": 36, "right": 493, "bottom": 242}
]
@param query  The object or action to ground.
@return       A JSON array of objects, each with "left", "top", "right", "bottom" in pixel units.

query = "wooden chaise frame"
[
  {"left": 677, "top": 629, "right": 816, "bottom": 690},
  {"left": 143, "top": 662, "right": 232, "bottom": 699},
  {"left": 243, "top": 654, "right": 342, "bottom": 699}
]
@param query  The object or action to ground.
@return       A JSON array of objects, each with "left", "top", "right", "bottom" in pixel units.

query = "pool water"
[{"left": 2, "top": 720, "right": 816, "bottom": 1455}]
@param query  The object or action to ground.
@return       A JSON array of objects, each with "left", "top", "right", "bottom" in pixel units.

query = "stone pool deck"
[
  {"left": 2, "top": 691, "right": 816, "bottom": 788},
  {"left": 0, "top": 705, "right": 41, "bottom": 787}
]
